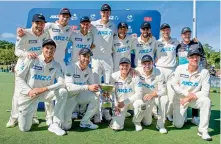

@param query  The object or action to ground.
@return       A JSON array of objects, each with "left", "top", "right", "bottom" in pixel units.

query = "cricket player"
[
  {"left": 136, "top": 55, "right": 168, "bottom": 134},
  {"left": 171, "top": 49, "right": 212, "bottom": 141},
  {"left": 90, "top": 4, "right": 116, "bottom": 123},
  {"left": 112, "top": 22, "right": 135, "bottom": 72},
  {"left": 71, "top": 16, "right": 93, "bottom": 63},
  {"left": 176, "top": 27, "right": 207, "bottom": 125},
  {"left": 155, "top": 23, "right": 179, "bottom": 121},
  {"left": 17, "top": 39, "right": 67, "bottom": 136},
  {"left": 63, "top": 48, "right": 99, "bottom": 130},
  {"left": 17, "top": 8, "right": 75, "bottom": 125},
  {"left": 109, "top": 57, "right": 144, "bottom": 131},
  {"left": 132, "top": 22, "right": 157, "bottom": 68},
  {"left": 6, "top": 14, "right": 49, "bottom": 128}
]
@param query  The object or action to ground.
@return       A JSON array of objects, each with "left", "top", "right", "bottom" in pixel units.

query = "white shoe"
[
  {"left": 191, "top": 117, "right": 200, "bottom": 126},
  {"left": 197, "top": 131, "right": 212, "bottom": 141},
  {"left": 135, "top": 123, "right": 142, "bottom": 131},
  {"left": 156, "top": 125, "right": 168, "bottom": 134},
  {"left": 32, "top": 117, "right": 39, "bottom": 125},
  {"left": 103, "top": 109, "right": 112, "bottom": 121},
  {"left": 167, "top": 115, "right": 173, "bottom": 122},
  {"left": 94, "top": 114, "right": 101, "bottom": 124},
  {"left": 80, "top": 121, "right": 98, "bottom": 129},
  {"left": 48, "top": 123, "right": 66, "bottom": 136},
  {"left": 72, "top": 112, "right": 78, "bottom": 119},
  {"left": 46, "top": 118, "right": 53, "bottom": 126},
  {"left": 126, "top": 112, "right": 131, "bottom": 118},
  {"left": 6, "top": 117, "right": 18, "bottom": 128}
]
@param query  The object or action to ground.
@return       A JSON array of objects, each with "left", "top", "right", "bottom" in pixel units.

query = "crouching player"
[
  {"left": 136, "top": 55, "right": 168, "bottom": 134},
  {"left": 63, "top": 48, "right": 99, "bottom": 130},
  {"left": 17, "top": 39, "right": 67, "bottom": 136},
  {"left": 171, "top": 49, "right": 212, "bottom": 141},
  {"left": 109, "top": 57, "right": 144, "bottom": 131}
]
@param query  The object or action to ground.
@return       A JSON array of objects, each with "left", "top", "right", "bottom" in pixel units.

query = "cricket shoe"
[
  {"left": 6, "top": 117, "right": 18, "bottom": 128},
  {"left": 80, "top": 121, "right": 98, "bottom": 129},
  {"left": 197, "top": 131, "right": 212, "bottom": 141},
  {"left": 48, "top": 123, "right": 66, "bottom": 136}
]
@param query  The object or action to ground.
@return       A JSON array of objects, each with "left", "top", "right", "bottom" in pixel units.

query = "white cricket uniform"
[
  {"left": 136, "top": 67, "right": 168, "bottom": 128},
  {"left": 10, "top": 28, "right": 49, "bottom": 120},
  {"left": 90, "top": 19, "right": 116, "bottom": 84},
  {"left": 17, "top": 54, "right": 67, "bottom": 132},
  {"left": 109, "top": 71, "right": 144, "bottom": 130},
  {"left": 155, "top": 38, "right": 180, "bottom": 116},
  {"left": 171, "top": 64, "right": 211, "bottom": 133},
  {"left": 112, "top": 34, "right": 135, "bottom": 72},
  {"left": 45, "top": 21, "right": 73, "bottom": 69},
  {"left": 70, "top": 31, "right": 93, "bottom": 63},
  {"left": 133, "top": 36, "right": 157, "bottom": 68},
  {"left": 63, "top": 62, "right": 99, "bottom": 130}
]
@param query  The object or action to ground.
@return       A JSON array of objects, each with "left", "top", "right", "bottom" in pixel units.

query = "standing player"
[
  {"left": 6, "top": 14, "right": 49, "bottom": 128},
  {"left": 90, "top": 4, "right": 116, "bottom": 123},
  {"left": 17, "top": 8, "right": 74, "bottom": 125},
  {"left": 112, "top": 22, "right": 135, "bottom": 72},
  {"left": 109, "top": 57, "right": 144, "bottom": 131},
  {"left": 132, "top": 22, "right": 157, "bottom": 68},
  {"left": 17, "top": 39, "right": 67, "bottom": 136},
  {"left": 63, "top": 48, "right": 99, "bottom": 130},
  {"left": 136, "top": 55, "right": 168, "bottom": 134},
  {"left": 155, "top": 23, "right": 179, "bottom": 121},
  {"left": 176, "top": 27, "right": 207, "bottom": 125},
  {"left": 171, "top": 49, "right": 212, "bottom": 141}
]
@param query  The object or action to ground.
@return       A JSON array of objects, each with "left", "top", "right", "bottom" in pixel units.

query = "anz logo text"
[
  {"left": 142, "top": 83, "right": 155, "bottom": 89},
  {"left": 160, "top": 47, "right": 176, "bottom": 52},
  {"left": 53, "top": 36, "right": 69, "bottom": 41},
  {"left": 97, "top": 31, "right": 112, "bottom": 36},
  {"left": 76, "top": 44, "right": 90, "bottom": 49},
  {"left": 117, "top": 47, "right": 130, "bottom": 53},
  {"left": 117, "top": 88, "right": 132, "bottom": 93},
  {"left": 28, "top": 47, "right": 41, "bottom": 51},
  {"left": 74, "top": 82, "right": 86, "bottom": 85},
  {"left": 139, "top": 49, "right": 152, "bottom": 54},
  {"left": 181, "top": 81, "right": 199, "bottom": 87},
  {"left": 32, "top": 74, "right": 51, "bottom": 81}
]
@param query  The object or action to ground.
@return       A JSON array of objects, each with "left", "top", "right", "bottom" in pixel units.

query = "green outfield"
[{"left": 0, "top": 72, "right": 220, "bottom": 144}]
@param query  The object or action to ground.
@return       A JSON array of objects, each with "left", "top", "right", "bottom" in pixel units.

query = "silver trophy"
[{"left": 100, "top": 84, "right": 115, "bottom": 109}]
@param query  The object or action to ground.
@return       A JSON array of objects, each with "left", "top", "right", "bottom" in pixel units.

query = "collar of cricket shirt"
[
  {"left": 185, "top": 63, "right": 203, "bottom": 76},
  {"left": 38, "top": 54, "right": 54, "bottom": 65},
  {"left": 55, "top": 20, "right": 70, "bottom": 29},
  {"left": 159, "top": 37, "right": 172, "bottom": 44},
  {"left": 142, "top": 67, "right": 156, "bottom": 79},
  {"left": 98, "top": 19, "right": 111, "bottom": 28},
  {"left": 76, "top": 61, "right": 88, "bottom": 72},
  {"left": 138, "top": 36, "right": 153, "bottom": 45}
]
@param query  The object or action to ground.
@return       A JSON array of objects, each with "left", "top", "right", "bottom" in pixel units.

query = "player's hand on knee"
[
  {"left": 32, "top": 87, "right": 48, "bottom": 95},
  {"left": 115, "top": 106, "right": 121, "bottom": 116},
  {"left": 17, "top": 27, "right": 25, "bottom": 37},
  {"left": 90, "top": 43, "right": 96, "bottom": 49},
  {"left": 28, "top": 89, "right": 37, "bottom": 98},
  {"left": 27, "top": 52, "right": 38, "bottom": 59},
  {"left": 180, "top": 97, "right": 190, "bottom": 106},
  {"left": 88, "top": 84, "right": 100, "bottom": 92},
  {"left": 118, "top": 101, "right": 125, "bottom": 109}
]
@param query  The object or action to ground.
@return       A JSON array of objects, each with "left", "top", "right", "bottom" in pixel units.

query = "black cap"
[
  {"left": 141, "top": 55, "right": 153, "bottom": 63},
  {"left": 119, "top": 57, "right": 131, "bottom": 65},
  {"left": 80, "top": 16, "right": 90, "bottom": 23},
  {"left": 42, "top": 39, "right": 56, "bottom": 48},
  {"left": 160, "top": 23, "right": 170, "bottom": 30},
  {"left": 59, "top": 8, "right": 71, "bottom": 17},
  {"left": 187, "top": 49, "right": 202, "bottom": 57},
  {"left": 118, "top": 22, "right": 128, "bottom": 29},
  {"left": 101, "top": 4, "right": 111, "bottom": 11},
  {"left": 32, "top": 14, "right": 46, "bottom": 23},
  {"left": 181, "top": 27, "right": 192, "bottom": 34},
  {"left": 79, "top": 48, "right": 93, "bottom": 56},
  {"left": 141, "top": 22, "right": 151, "bottom": 29}
]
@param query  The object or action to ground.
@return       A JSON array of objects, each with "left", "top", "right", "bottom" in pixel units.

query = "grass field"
[{"left": 0, "top": 72, "right": 220, "bottom": 144}]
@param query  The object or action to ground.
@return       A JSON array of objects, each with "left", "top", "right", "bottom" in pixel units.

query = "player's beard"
[
  {"left": 142, "top": 32, "right": 151, "bottom": 38},
  {"left": 118, "top": 33, "right": 126, "bottom": 39}
]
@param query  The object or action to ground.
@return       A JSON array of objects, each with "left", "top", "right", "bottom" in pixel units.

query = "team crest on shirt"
[
  {"left": 139, "top": 76, "right": 145, "bottom": 80},
  {"left": 84, "top": 74, "right": 88, "bottom": 78},
  {"left": 66, "top": 28, "right": 70, "bottom": 32},
  {"left": 180, "top": 74, "right": 189, "bottom": 78},
  {"left": 42, "top": 37, "right": 46, "bottom": 42},
  {"left": 170, "top": 41, "right": 175, "bottom": 44},
  {"left": 87, "top": 38, "right": 91, "bottom": 42},
  {"left": 151, "top": 77, "right": 155, "bottom": 81},
  {"left": 149, "top": 42, "right": 152, "bottom": 45},
  {"left": 109, "top": 25, "right": 112, "bottom": 28},
  {"left": 126, "top": 40, "right": 129, "bottom": 44},
  {"left": 49, "top": 68, "right": 55, "bottom": 72},
  {"left": 52, "top": 28, "right": 61, "bottom": 32},
  {"left": 29, "top": 40, "right": 38, "bottom": 44}
]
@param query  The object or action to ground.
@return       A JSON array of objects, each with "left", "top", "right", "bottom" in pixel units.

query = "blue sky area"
[{"left": 0, "top": 1, "right": 220, "bottom": 51}]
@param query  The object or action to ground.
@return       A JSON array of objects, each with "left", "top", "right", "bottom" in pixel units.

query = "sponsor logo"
[
  {"left": 49, "top": 15, "right": 59, "bottom": 19},
  {"left": 144, "top": 17, "right": 152, "bottom": 21},
  {"left": 160, "top": 47, "right": 176, "bottom": 52},
  {"left": 97, "top": 31, "right": 113, "bottom": 36},
  {"left": 66, "top": 73, "right": 72, "bottom": 76},
  {"left": 28, "top": 47, "right": 41, "bottom": 51},
  {"left": 136, "top": 44, "right": 143, "bottom": 47},
  {"left": 76, "top": 44, "right": 90, "bottom": 49},
  {"left": 53, "top": 36, "right": 69, "bottom": 41},
  {"left": 109, "top": 15, "right": 119, "bottom": 20},
  {"left": 96, "top": 25, "right": 103, "bottom": 28},
  {"left": 73, "top": 74, "right": 80, "bottom": 78},
  {"left": 181, "top": 81, "right": 199, "bottom": 87},
  {"left": 72, "top": 25, "right": 78, "bottom": 30},
  {"left": 90, "top": 14, "right": 96, "bottom": 20},
  {"left": 32, "top": 74, "right": 51, "bottom": 81},
  {"left": 74, "top": 82, "right": 86, "bottom": 85},
  {"left": 127, "top": 25, "right": 132, "bottom": 33},
  {"left": 126, "top": 15, "right": 133, "bottom": 22},
  {"left": 52, "top": 28, "right": 60, "bottom": 32},
  {"left": 142, "top": 83, "right": 155, "bottom": 89},
  {"left": 116, "top": 47, "right": 130, "bottom": 53},
  {"left": 139, "top": 49, "right": 152, "bottom": 54},
  {"left": 75, "top": 38, "right": 82, "bottom": 41},
  {"left": 158, "top": 44, "right": 164, "bottom": 47},
  {"left": 117, "top": 88, "right": 132, "bottom": 93},
  {"left": 114, "top": 43, "right": 121, "bottom": 47},
  {"left": 115, "top": 82, "right": 123, "bottom": 85},
  {"left": 71, "top": 13, "right": 78, "bottom": 20},
  {"left": 29, "top": 40, "right": 37, "bottom": 44},
  {"left": 32, "top": 65, "right": 43, "bottom": 70},
  {"left": 180, "top": 74, "right": 189, "bottom": 78}
]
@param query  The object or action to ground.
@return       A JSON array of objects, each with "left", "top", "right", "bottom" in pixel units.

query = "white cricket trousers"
[
  {"left": 110, "top": 99, "right": 145, "bottom": 130},
  {"left": 156, "top": 66, "right": 175, "bottom": 116},
  {"left": 173, "top": 97, "right": 211, "bottom": 133},
  {"left": 63, "top": 91, "right": 99, "bottom": 130},
  {"left": 18, "top": 88, "right": 67, "bottom": 132}
]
